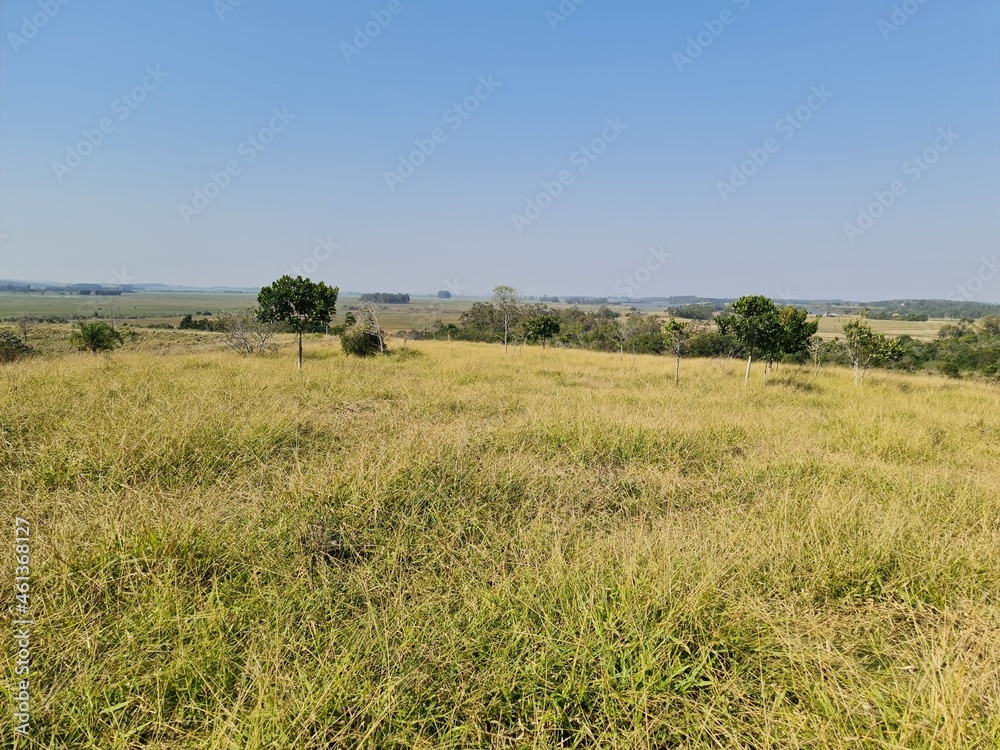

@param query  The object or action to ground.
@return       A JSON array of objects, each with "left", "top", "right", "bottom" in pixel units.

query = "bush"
[
  {"left": 0, "top": 331, "right": 33, "bottom": 363},
  {"left": 940, "top": 361, "right": 962, "bottom": 379},
  {"left": 684, "top": 331, "right": 736, "bottom": 358},
  {"left": 341, "top": 326, "right": 385, "bottom": 357},
  {"left": 340, "top": 310, "right": 388, "bottom": 358},
  {"left": 70, "top": 322, "right": 124, "bottom": 354},
  {"left": 179, "top": 314, "right": 217, "bottom": 331}
]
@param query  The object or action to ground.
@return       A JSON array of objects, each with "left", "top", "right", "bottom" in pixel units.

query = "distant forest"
[{"left": 359, "top": 293, "right": 410, "bottom": 304}]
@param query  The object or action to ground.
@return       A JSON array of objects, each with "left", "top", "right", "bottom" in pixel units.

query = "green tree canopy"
[
  {"left": 257, "top": 275, "right": 339, "bottom": 369},
  {"left": 717, "top": 295, "right": 782, "bottom": 384},
  {"left": 778, "top": 306, "right": 819, "bottom": 360},
  {"left": 523, "top": 315, "right": 561, "bottom": 348}
]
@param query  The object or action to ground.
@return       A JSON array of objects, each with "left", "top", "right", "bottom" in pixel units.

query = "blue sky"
[{"left": 1, "top": 0, "right": 998, "bottom": 300}]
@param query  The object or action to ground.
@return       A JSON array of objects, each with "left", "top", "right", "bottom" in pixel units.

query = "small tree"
[
  {"left": 257, "top": 275, "right": 339, "bottom": 369},
  {"left": 16, "top": 317, "right": 31, "bottom": 341},
  {"left": 437, "top": 290, "right": 452, "bottom": 299},
  {"left": 663, "top": 318, "right": 689, "bottom": 386},
  {"left": 981, "top": 316, "right": 1000, "bottom": 336},
  {"left": 70, "top": 321, "right": 124, "bottom": 355},
  {"left": 717, "top": 295, "right": 782, "bottom": 386},
  {"left": 842, "top": 319, "right": 899, "bottom": 385},
  {"left": 492, "top": 285, "right": 521, "bottom": 353},
  {"left": 216, "top": 308, "right": 278, "bottom": 356},
  {"left": 807, "top": 335, "right": 840, "bottom": 373},
  {"left": 523, "top": 315, "right": 560, "bottom": 349},
  {"left": 614, "top": 318, "right": 629, "bottom": 361},
  {"left": 778, "top": 307, "right": 819, "bottom": 362}
]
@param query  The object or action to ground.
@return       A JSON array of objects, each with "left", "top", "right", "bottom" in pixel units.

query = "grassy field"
[
  {"left": 814, "top": 316, "right": 946, "bottom": 342},
  {"left": 4, "top": 337, "right": 1000, "bottom": 748},
  {"left": 0, "top": 292, "right": 472, "bottom": 332},
  {"left": 0, "top": 291, "right": 259, "bottom": 321}
]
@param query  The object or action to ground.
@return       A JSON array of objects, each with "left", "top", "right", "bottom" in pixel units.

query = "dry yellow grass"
[{"left": 3, "top": 339, "right": 1000, "bottom": 748}]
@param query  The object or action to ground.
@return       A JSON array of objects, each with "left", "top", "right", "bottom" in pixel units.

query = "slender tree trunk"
[
  {"left": 744, "top": 355, "right": 752, "bottom": 386},
  {"left": 297, "top": 331, "right": 303, "bottom": 370},
  {"left": 674, "top": 353, "right": 680, "bottom": 386}
]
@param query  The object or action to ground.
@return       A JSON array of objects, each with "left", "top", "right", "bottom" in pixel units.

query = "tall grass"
[{"left": 3, "top": 339, "right": 1000, "bottom": 748}]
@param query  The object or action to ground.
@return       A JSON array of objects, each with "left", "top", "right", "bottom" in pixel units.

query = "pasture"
[{"left": 3, "top": 335, "right": 999, "bottom": 748}]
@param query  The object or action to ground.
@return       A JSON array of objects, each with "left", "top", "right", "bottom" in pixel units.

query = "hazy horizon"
[{"left": 2, "top": 0, "right": 998, "bottom": 302}]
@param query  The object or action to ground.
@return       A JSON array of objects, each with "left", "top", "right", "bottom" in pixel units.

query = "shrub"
[
  {"left": 70, "top": 322, "right": 124, "bottom": 354},
  {"left": 940, "top": 361, "right": 962, "bottom": 379},
  {"left": 0, "top": 331, "right": 33, "bottom": 363},
  {"left": 341, "top": 324, "right": 386, "bottom": 357},
  {"left": 340, "top": 308, "right": 387, "bottom": 357}
]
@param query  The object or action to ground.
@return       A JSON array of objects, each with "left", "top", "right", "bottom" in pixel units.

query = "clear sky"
[{"left": 1, "top": 0, "right": 998, "bottom": 301}]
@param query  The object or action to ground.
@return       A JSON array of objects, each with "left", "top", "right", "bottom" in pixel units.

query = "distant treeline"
[
  {"left": 665, "top": 303, "right": 720, "bottom": 320},
  {"left": 861, "top": 299, "right": 999, "bottom": 320},
  {"left": 360, "top": 293, "right": 410, "bottom": 304},
  {"left": 647, "top": 297, "right": 998, "bottom": 320},
  {"left": 866, "top": 310, "right": 929, "bottom": 322},
  {"left": 399, "top": 300, "right": 1000, "bottom": 380}
]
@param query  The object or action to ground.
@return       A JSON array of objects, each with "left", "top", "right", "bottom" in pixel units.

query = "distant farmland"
[{"left": 0, "top": 291, "right": 954, "bottom": 341}]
